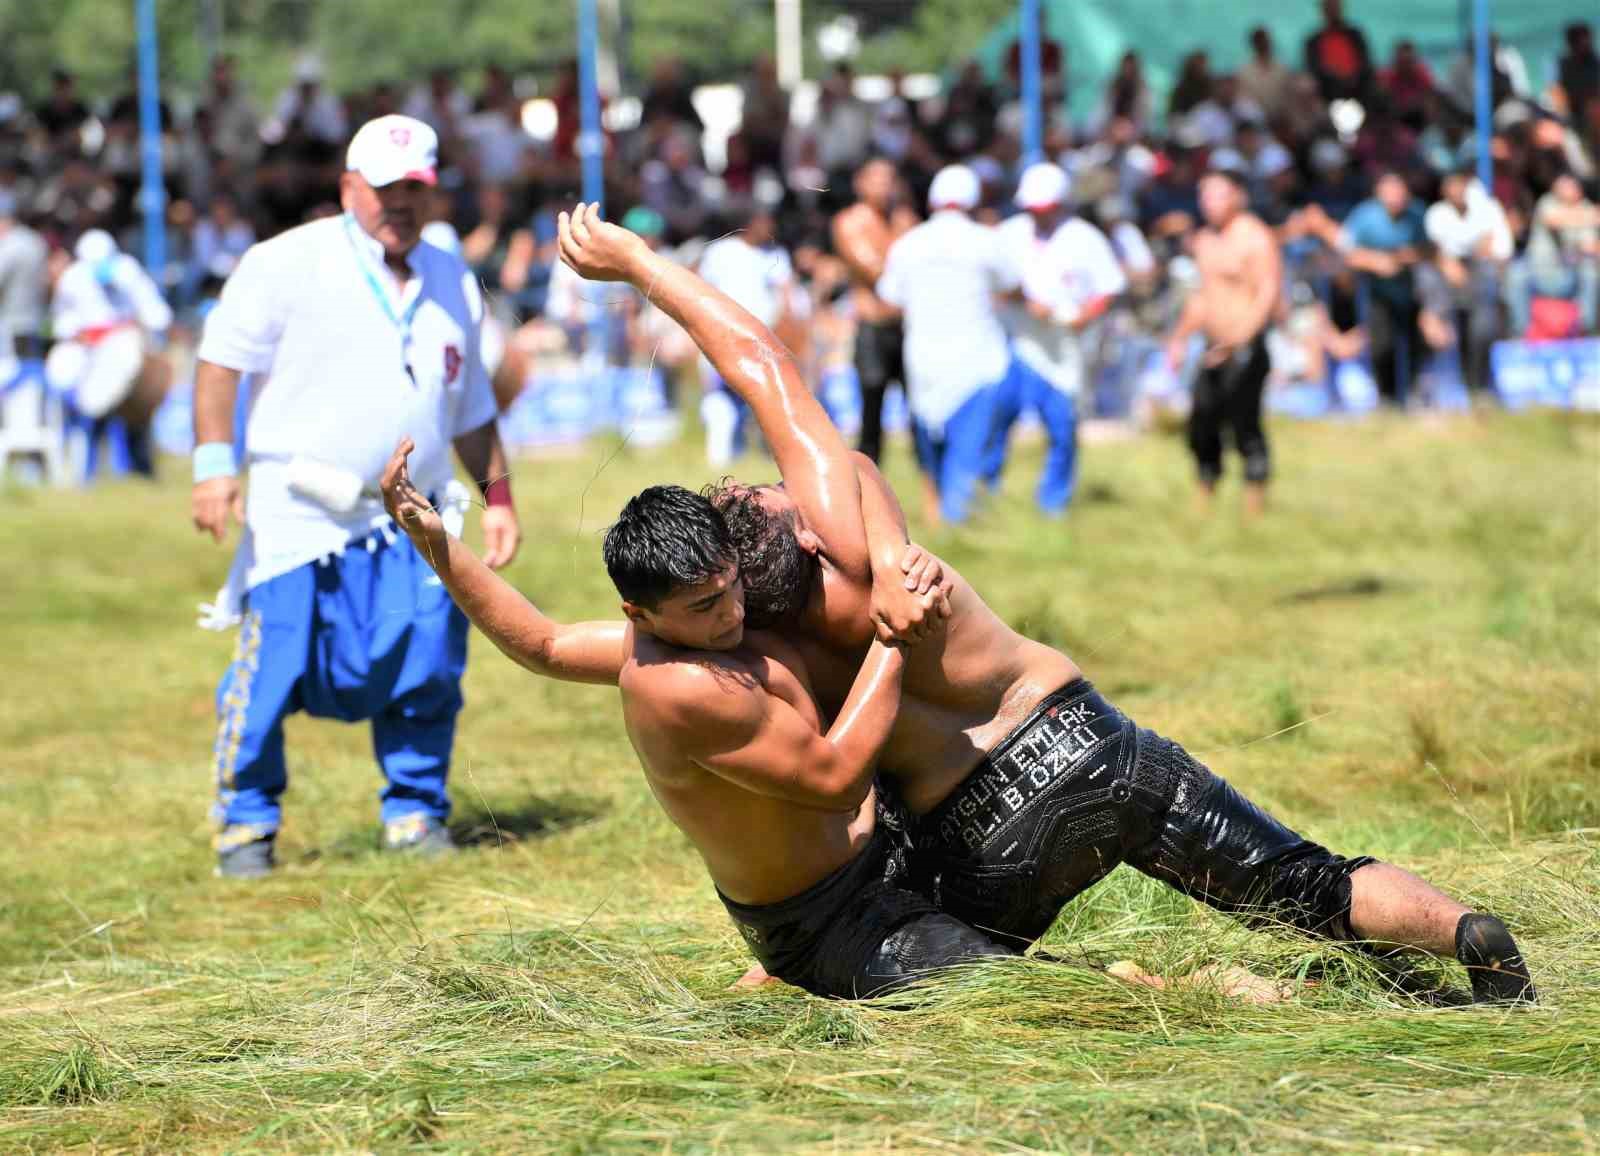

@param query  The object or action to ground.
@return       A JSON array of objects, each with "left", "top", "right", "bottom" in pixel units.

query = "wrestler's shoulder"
[{"left": 622, "top": 649, "right": 763, "bottom": 713}]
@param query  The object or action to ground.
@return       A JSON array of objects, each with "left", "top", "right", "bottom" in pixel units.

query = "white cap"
[
  {"left": 346, "top": 115, "right": 438, "bottom": 188},
  {"left": 74, "top": 229, "right": 117, "bottom": 264},
  {"left": 1014, "top": 162, "right": 1070, "bottom": 210},
  {"left": 928, "top": 164, "right": 980, "bottom": 211}
]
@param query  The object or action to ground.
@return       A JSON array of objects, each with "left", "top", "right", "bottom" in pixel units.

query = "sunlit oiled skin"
[
  {"left": 680, "top": 300, "right": 1083, "bottom": 815},
  {"left": 556, "top": 203, "right": 1083, "bottom": 818},
  {"left": 620, "top": 628, "right": 877, "bottom": 907},
  {"left": 794, "top": 527, "right": 1082, "bottom": 815}
]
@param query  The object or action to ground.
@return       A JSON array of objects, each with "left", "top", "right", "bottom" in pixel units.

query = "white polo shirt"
[
  {"left": 998, "top": 214, "right": 1126, "bottom": 395},
  {"left": 199, "top": 214, "right": 495, "bottom": 588},
  {"left": 1424, "top": 182, "right": 1513, "bottom": 262},
  {"left": 876, "top": 210, "right": 1016, "bottom": 433}
]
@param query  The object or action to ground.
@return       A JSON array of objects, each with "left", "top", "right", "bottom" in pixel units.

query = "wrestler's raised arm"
[
  {"left": 556, "top": 203, "right": 870, "bottom": 584},
  {"left": 380, "top": 439, "right": 626, "bottom": 686}
]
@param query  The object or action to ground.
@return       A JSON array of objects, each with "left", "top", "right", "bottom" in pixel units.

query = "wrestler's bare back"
[{"left": 619, "top": 628, "right": 874, "bottom": 906}]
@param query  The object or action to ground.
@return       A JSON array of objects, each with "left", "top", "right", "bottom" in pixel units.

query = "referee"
[{"left": 191, "top": 115, "right": 520, "bottom": 877}]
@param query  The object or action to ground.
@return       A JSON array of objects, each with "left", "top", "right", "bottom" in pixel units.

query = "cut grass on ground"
[{"left": 2, "top": 412, "right": 1597, "bottom": 1152}]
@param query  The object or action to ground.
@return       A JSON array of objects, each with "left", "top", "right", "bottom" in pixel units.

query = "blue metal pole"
[
  {"left": 136, "top": 0, "right": 166, "bottom": 285},
  {"left": 577, "top": 0, "right": 605, "bottom": 214},
  {"left": 1472, "top": 0, "right": 1492, "bottom": 191},
  {"left": 1019, "top": 0, "right": 1043, "bottom": 164},
  {"left": 576, "top": 0, "right": 611, "bottom": 375}
]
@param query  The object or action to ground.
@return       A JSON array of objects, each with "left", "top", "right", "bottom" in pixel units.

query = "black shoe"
[{"left": 1455, "top": 913, "right": 1537, "bottom": 1004}]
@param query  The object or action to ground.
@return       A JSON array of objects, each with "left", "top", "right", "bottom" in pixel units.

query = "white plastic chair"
[{"left": 0, "top": 363, "right": 69, "bottom": 486}]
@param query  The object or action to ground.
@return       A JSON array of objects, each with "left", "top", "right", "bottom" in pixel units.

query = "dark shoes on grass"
[
  {"left": 1455, "top": 913, "right": 1537, "bottom": 1004},
  {"left": 215, "top": 816, "right": 454, "bottom": 878}
]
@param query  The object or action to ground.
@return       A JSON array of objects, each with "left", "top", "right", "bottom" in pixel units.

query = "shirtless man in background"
[
  {"left": 1168, "top": 168, "right": 1283, "bottom": 516},
  {"left": 559, "top": 203, "right": 1536, "bottom": 1006},
  {"left": 832, "top": 158, "right": 912, "bottom": 464}
]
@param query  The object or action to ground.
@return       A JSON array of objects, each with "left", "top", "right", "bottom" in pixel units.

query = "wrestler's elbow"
[{"left": 806, "top": 753, "right": 874, "bottom": 811}]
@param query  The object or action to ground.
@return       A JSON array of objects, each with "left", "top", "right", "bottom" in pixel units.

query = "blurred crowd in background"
[{"left": 2, "top": 2, "right": 1598, "bottom": 489}]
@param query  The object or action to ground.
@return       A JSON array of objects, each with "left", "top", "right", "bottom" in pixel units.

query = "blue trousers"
[
  {"left": 211, "top": 528, "right": 469, "bottom": 844},
  {"left": 912, "top": 385, "right": 998, "bottom": 525},
  {"left": 982, "top": 359, "right": 1079, "bottom": 514}
]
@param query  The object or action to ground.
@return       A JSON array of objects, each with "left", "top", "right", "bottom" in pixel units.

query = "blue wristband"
[{"left": 193, "top": 442, "right": 238, "bottom": 483}]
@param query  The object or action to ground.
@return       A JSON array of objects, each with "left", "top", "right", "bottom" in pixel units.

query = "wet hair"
[
  {"left": 603, "top": 486, "right": 736, "bottom": 609},
  {"left": 704, "top": 481, "right": 817, "bottom": 629}
]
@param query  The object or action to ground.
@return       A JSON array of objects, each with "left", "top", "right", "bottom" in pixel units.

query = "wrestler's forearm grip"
[{"left": 816, "top": 640, "right": 907, "bottom": 807}]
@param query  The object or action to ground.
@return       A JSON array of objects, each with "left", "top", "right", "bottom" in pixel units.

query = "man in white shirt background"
[
  {"left": 988, "top": 163, "right": 1126, "bottom": 515},
  {"left": 190, "top": 115, "right": 520, "bottom": 878},
  {"left": 876, "top": 164, "right": 1016, "bottom": 526},
  {"left": 0, "top": 188, "right": 48, "bottom": 364},
  {"left": 45, "top": 228, "right": 174, "bottom": 476},
  {"left": 694, "top": 204, "right": 793, "bottom": 466},
  {"left": 1423, "top": 166, "right": 1513, "bottom": 394}
]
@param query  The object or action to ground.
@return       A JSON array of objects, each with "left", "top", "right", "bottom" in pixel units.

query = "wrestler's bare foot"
[
  {"left": 1108, "top": 960, "right": 1298, "bottom": 1005},
  {"left": 1194, "top": 482, "right": 1217, "bottom": 516},
  {"left": 730, "top": 963, "right": 778, "bottom": 991},
  {"left": 1243, "top": 482, "right": 1267, "bottom": 518}
]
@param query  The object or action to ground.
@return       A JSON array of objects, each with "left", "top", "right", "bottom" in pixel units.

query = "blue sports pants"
[{"left": 211, "top": 528, "right": 468, "bottom": 845}]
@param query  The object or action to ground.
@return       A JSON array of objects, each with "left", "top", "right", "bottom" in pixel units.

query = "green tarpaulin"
[{"left": 977, "top": 1, "right": 1588, "bottom": 124}]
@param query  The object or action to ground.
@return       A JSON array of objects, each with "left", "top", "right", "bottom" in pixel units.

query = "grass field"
[{"left": 2, "top": 411, "right": 1597, "bottom": 1153}]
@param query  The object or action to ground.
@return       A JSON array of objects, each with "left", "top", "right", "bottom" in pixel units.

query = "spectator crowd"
[{"left": 3, "top": 2, "right": 1598, "bottom": 495}]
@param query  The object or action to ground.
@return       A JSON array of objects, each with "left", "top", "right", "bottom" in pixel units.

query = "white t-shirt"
[
  {"left": 877, "top": 211, "right": 1017, "bottom": 432},
  {"left": 1424, "top": 183, "right": 1513, "bottom": 261},
  {"left": 51, "top": 254, "right": 173, "bottom": 340},
  {"left": 998, "top": 214, "right": 1126, "bottom": 394},
  {"left": 462, "top": 109, "right": 533, "bottom": 184},
  {"left": 199, "top": 215, "right": 496, "bottom": 588},
  {"left": 696, "top": 237, "right": 793, "bottom": 328}
]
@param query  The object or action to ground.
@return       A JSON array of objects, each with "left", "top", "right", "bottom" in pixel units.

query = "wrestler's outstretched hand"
[
  {"left": 381, "top": 438, "right": 447, "bottom": 558},
  {"left": 557, "top": 202, "right": 652, "bottom": 284}
]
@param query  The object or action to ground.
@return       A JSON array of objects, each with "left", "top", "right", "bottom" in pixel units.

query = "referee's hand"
[{"left": 192, "top": 476, "right": 243, "bottom": 543}]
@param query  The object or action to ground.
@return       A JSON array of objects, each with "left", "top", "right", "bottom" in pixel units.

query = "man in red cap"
[{"left": 190, "top": 114, "right": 520, "bottom": 876}]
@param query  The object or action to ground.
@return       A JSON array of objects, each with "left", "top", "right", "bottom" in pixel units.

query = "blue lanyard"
[{"left": 342, "top": 213, "right": 423, "bottom": 383}]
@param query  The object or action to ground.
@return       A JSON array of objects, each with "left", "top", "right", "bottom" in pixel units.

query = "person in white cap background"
[
  {"left": 45, "top": 227, "right": 173, "bottom": 476},
  {"left": 987, "top": 162, "right": 1126, "bottom": 515},
  {"left": 875, "top": 163, "right": 1016, "bottom": 526},
  {"left": 190, "top": 113, "right": 519, "bottom": 877}
]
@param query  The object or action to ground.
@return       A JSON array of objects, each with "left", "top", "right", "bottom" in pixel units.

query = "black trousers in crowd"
[
  {"left": 1365, "top": 294, "right": 1424, "bottom": 405},
  {"left": 854, "top": 319, "right": 904, "bottom": 464},
  {"left": 1187, "top": 333, "right": 1270, "bottom": 487}
]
